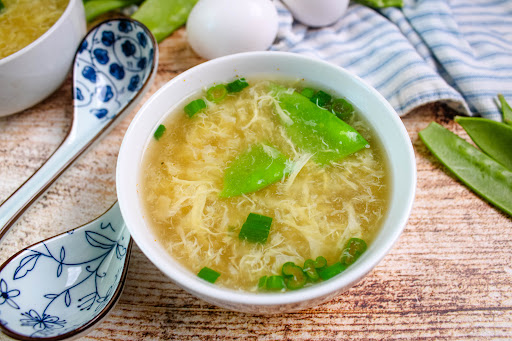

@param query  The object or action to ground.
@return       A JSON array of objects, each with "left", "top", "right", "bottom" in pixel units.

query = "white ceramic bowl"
[
  {"left": 117, "top": 51, "right": 416, "bottom": 314},
  {"left": 0, "top": 0, "right": 86, "bottom": 117}
]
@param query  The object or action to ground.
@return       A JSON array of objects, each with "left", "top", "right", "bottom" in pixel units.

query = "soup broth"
[
  {"left": 141, "top": 79, "right": 389, "bottom": 292},
  {"left": 0, "top": 0, "right": 68, "bottom": 59}
]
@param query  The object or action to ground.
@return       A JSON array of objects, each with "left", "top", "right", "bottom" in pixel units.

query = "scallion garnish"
[
  {"left": 317, "top": 262, "right": 346, "bottom": 280},
  {"left": 300, "top": 88, "right": 315, "bottom": 99},
  {"left": 197, "top": 266, "right": 221, "bottom": 283},
  {"left": 331, "top": 98, "right": 354, "bottom": 120},
  {"left": 310, "top": 90, "right": 331, "bottom": 107},
  {"left": 153, "top": 124, "right": 166, "bottom": 140},
  {"left": 282, "top": 262, "right": 306, "bottom": 290},
  {"left": 303, "top": 259, "right": 320, "bottom": 281},
  {"left": 258, "top": 276, "right": 267, "bottom": 289},
  {"left": 340, "top": 238, "right": 367, "bottom": 266},
  {"left": 238, "top": 213, "right": 272, "bottom": 244},
  {"left": 184, "top": 98, "right": 206, "bottom": 117},
  {"left": 0, "top": 0, "right": 4, "bottom": 11},
  {"left": 226, "top": 78, "right": 249, "bottom": 93},
  {"left": 313, "top": 256, "right": 327, "bottom": 270},
  {"left": 206, "top": 84, "right": 228, "bottom": 103},
  {"left": 265, "top": 275, "right": 285, "bottom": 290}
]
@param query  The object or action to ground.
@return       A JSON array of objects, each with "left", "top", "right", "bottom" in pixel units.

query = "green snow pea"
[
  {"left": 84, "top": 0, "right": 142, "bottom": 22},
  {"left": 498, "top": 94, "right": 512, "bottom": 126},
  {"left": 419, "top": 122, "right": 512, "bottom": 217},
  {"left": 272, "top": 86, "right": 368, "bottom": 165},
  {"left": 220, "top": 144, "right": 291, "bottom": 198},
  {"left": 354, "top": 0, "right": 403, "bottom": 8},
  {"left": 455, "top": 116, "right": 512, "bottom": 171},
  {"left": 132, "top": 0, "right": 198, "bottom": 42}
]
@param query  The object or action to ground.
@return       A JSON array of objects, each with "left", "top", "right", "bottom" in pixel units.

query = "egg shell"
[
  {"left": 282, "top": 0, "right": 349, "bottom": 27},
  {"left": 186, "top": 0, "right": 278, "bottom": 60}
]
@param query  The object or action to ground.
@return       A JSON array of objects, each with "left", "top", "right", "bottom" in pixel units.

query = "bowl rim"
[
  {"left": 117, "top": 51, "right": 417, "bottom": 308},
  {"left": 0, "top": 0, "right": 81, "bottom": 65}
]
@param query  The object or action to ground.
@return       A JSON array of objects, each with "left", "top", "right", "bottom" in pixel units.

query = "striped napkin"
[{"left": 271, "top": 0, "right": 512, "bottom": 120}]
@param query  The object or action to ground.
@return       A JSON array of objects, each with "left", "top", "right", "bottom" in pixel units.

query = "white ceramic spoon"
[
  {"left": 0, "top": 18, "right": 158, "bottom": 240},
  {"left": 0, "top": 18, "right": 157, "bottom": 340}
]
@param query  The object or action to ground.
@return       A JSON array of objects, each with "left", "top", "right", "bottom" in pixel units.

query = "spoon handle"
[{"left": 0, "top": 133, "right": 97, "bottom": 240}]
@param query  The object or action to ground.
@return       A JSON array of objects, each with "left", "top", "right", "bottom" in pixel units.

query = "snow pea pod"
[
  {"left": 272, "top": 86, "right": 368, "bottom": 165},
  {"left": 84, "top": 0, "right": 142, "bottom": 22},
  {"left": 455, "top": 116, "right": 512, "bottom": 171},
  {"left": 220, "top": 144, "right": 291, "bottom": 198},
  {"left": 419, "top": 122, "right": 512, "bottom": 217},
  {"left": 354, "top": 0, "right": 403, "bottom": 8},
  {"left": 498, "top": 94, "right": 512, "bottom": 126},
  {"left": 132, "top": 0, "right": 198, "bottom": 42}
]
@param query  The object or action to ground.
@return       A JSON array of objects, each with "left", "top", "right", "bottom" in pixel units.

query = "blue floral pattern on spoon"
[{"left": 74, "top": 19, "right": 154, "bottom": 120}]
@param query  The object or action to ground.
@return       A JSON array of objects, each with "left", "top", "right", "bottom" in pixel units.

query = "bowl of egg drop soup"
[{"left": 117, "top": 51, "right": 416, "bottom": 313}]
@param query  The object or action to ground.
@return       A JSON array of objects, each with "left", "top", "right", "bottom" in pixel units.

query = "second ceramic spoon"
[{"left": 0, "top": 202, "right": 131, "bottom": 340}]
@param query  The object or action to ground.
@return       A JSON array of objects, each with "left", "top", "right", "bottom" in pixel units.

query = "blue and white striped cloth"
[{"left": 271, "top": 0, "right": 512, "bottom": 119}]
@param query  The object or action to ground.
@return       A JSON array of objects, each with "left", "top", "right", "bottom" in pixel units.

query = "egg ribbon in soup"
[{"left": 141, "top": 78, "right": 389, "bottom": 292}]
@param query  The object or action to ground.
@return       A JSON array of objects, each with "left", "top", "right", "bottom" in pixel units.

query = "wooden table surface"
[{"left": 1, "top": 29, "right": 511, "bottom": 340}]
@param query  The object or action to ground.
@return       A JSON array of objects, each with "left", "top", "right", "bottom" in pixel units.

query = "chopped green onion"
[
  {"left": 184, "top": 98, "right": 206, "bottom": 117},
  {"left": 258, "top": 276, "right": 267, "bottom": 289},
  {"left": 153, "top": 124, "right": 166, "bottom": 140},
  {"left": 197, "top": 266, "right": 220, "bottom": 283},
  {"left": 455, "top": 116, "right": 512, "bottom": 171},
  {"left": 282, "top": 262, "right": 306, "bottom": 290},
  {"left": 317, "top": 262, "right": 347, "bottom": 280},
  {"left": 206, "top": 84, "right": 228, "bottom": 103},
  {"left": 314, "top": 256, "right": 327, "bottom": 270},
  {"left": 300, "top": 88, "right": 316, "bottom": 99},
  {"left": 498, "top": 94, "right": 512, "bottom": 126},
  {"left": 331, "top": 98, "right": 354, "bottom": 120},
  {"left": 303, "top": 259, "right": 320, "bottom": 281},
  {"left": 226, "top": 78, "right": 249, "bottom": 93},
  {"left": 310, "top": 90, "right": 331, "bottom": 107},
  {"left": 340, "top": 238, "right": 367, "bottom": 266},
  {"left": 0, "top": 0, "right": 4, "bottom": 11},
  {"left": 238, "top": 213, "right": 272, "bottom": 244},
  {"left": 265, "top": 275, "right": 285, "bottom": 290}
]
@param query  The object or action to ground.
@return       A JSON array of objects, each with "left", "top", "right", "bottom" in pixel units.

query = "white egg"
[
  {"left": 282, "top": 0, "right": 349, "bottom": 27},
  {"left": 186, "top": 0, "right": 278, "bottom": 60}
]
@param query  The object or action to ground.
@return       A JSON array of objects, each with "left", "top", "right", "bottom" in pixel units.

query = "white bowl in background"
[
  {"left": 0, "top": 0, "right": 86, "bottom": 117},
  {"left": 117, "top": 51, "right": 416, "bottom": 314}
]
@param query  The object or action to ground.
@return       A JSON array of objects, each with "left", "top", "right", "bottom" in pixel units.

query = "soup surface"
[
  {"left": 141, "top": 79, "right": 389, "bottom": 292},
  {"left": 0, "top": 0, "right": 68, "bottom": 59}
]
